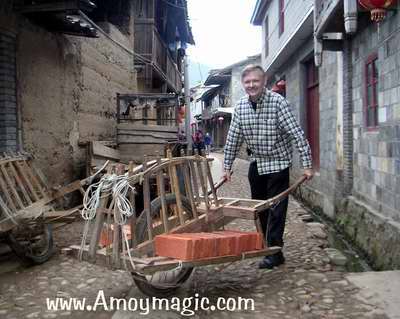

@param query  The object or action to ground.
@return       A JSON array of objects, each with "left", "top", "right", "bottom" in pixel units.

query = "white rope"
[{"left": 81, "top": 173, "right": 136, "bottom": 223}]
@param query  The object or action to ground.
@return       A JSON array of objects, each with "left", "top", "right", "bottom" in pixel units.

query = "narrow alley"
[{"left": 0, "top": 154, "right": 398, "bottom": 319}]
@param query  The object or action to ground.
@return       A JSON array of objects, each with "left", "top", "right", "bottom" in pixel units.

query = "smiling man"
[{"left": 223, "top": 64, "right": 314, "bottom": 269}]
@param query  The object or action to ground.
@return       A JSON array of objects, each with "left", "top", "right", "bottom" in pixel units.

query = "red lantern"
[{"left": 359, "top": 0, "right": 396, "bottom": 23}]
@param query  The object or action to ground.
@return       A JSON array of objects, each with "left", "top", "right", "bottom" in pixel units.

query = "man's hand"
[
  {"left": 304, "top": 168, "right": 314, "bottom": 180},
  {"left": 223, "top": 169, "right": 232, "bottom": 182}
]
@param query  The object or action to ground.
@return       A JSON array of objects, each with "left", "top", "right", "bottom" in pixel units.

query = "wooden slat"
[
  {"left": 156, "top": 156, "right": 169, "bottom": 232},
  {"left": 20, "top": 161, "right": 46, "bottom": 197},
  {"left": 8, "top": 162, "right": 32, "bottom": 206},
  {"left": 142, "top": 157, "right": 154, "bottom": 242},
  {"left": 204, "top": 159, "right": 218, "bottom": 206},
  {"left": 188, "top": 161, "right": 200, "bottom": 204},
  {"left": 136, "top": 247, "right": 282, "bottom": 274},
  {"left": 91, "top": 141, "right": 121, "bottom": 161},
  {"left": 182, "top": 162, "right": 198, "bottom": 219},
  {"left": 14, "top": 160, "right": 40, "bottom": 201},
  {"left": 195, "top": 158, "right": 210, "bottom": 215},
  {"left": 117, "top": 123, "right": 178, "bottom": 133},
  {"left": 222, "top": 206, "right": 257, "bottom": 220},
  {"left": 167, "top": 150, "right": 184, "bottom": 225},
  {"left": 88, "top": 197, "right": 109, "bottom": 260},
  {"left": 0, "top": 164, "right": 25, "bottom": 210},
  {"left": 0, "top": 169, "right": 17, "bottom": 212},
  {"left": 128, "top": 161, "right": 137, "bottom": 248}
]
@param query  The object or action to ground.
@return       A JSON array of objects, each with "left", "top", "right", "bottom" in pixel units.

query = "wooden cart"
[
  {"left": 0, "top": 153, "right": 90, "bottom": 264},
  {"left": 71, "top": 153, "right": 306, "bottom": 296}
]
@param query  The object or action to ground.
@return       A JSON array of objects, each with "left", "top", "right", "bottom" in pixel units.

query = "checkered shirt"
[{"left": 224, "top": 89, "right": 312, "bottom": 175}]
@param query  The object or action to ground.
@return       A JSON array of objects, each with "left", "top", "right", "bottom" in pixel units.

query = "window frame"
[
  {"left": 279, "top": 0, "right": 284, "bottom": 36},
  {"left": 264, "top": 15, "right": 269, "bottom": 58},
  {"left": 364, "top": 53, "right": 379, "bottom": 130}
]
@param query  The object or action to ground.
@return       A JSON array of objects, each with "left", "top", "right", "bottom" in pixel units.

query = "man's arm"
[
  {"left": 277, "top": 98, "right": 314, "bottom": 180},
  {"left": 223, "top": 108, "right": 243, "bottom": 181}
]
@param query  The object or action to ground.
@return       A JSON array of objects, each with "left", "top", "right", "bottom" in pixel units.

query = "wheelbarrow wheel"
[
  {"left": 7, "top": 223, "right": 54, "bottom": 265},
  {"left": 133, "top": 193, "right": 194, "bottom": 297}
]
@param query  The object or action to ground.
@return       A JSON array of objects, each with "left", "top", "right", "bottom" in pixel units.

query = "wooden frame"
[{"left": 71, "top": 154, "right": 306, "bottom": 275}]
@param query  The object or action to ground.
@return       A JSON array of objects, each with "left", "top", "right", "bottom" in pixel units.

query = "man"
[{"left": 223, "top": 64, "right": 314, "bottom": 269}]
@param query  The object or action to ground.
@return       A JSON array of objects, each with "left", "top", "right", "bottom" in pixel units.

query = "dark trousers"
[{"left": 248, "top": 162, "right": 289, "bottom": 247}]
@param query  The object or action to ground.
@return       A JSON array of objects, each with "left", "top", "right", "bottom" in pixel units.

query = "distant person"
[
  {"left": 204, "top": 133, "right": 212, "bottom": 155},
  {"left": 192, "top": 129, "right": 205, "bottom": 155}
]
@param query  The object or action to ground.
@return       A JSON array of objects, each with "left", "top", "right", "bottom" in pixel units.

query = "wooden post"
[
  {"left": 188, "top": 161, "right": 200, "bottom": 204},
  {"left": 156, "top": 154, "right": 169, "bottom": 232},
  {"left": 128, "top": 161, "right": 137, "bottom": 248},
  {"left": 204, "top": 159, "right": 218, "bottom": 207},
  {"left": 182, "top": 161, "right": 198, "bottom": 219},
  {"left": 142, "top": 156, "right": 153, "bottom": 241},
  {"left": 195, "top": 157, "right": 210, "bottom": 217},
  {"left": 167, "top": 150, "right": 185, "bottom": 225}
]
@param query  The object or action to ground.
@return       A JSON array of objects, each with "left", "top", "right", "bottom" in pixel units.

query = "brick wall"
[
  {"left": 351, "top": 12, "right": 400, "bottom": 220},
  {"left": 0, "top": 30, "right": 17, "bottom": 153}
]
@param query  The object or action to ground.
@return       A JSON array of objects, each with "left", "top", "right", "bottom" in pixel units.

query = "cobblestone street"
[{"left": 0, "top": 154, "right": 392, "bottom": 319}]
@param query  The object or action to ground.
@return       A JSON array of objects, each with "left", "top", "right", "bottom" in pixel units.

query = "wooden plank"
[
  {"left": 20, "top": 161, "right": 46, "bottom": 197},
  {"left": 14, "top": 160, "right": 40, "bottom": 201},
  {"left": 188, "top": 161, "right": 200, "bottom": 204},
  {"left": 156, "top": 156, "right": 169, "bottom": 232},
  {"left": 204, "top": 160, "right": 218, "bottom": 206},
  {"left": 142, "top": 158, "right": 154, "bottom": 242},
  {"left": 8, "top": 162, "right": 32, "bottom": 206},
  {"left": 88, "top": 197, "right": 109, "bottom": 260},
  {"left": 136, "top": 247, "right": 282, "bottom": 274},
  {"left": 91, "top": 141, "right": 121, "bottom": 160},
  {"left": 167, "top": 151, "right": 184, "bottom": 225},
  {"left": 117, "top": 136, "right": 176, "bottom": 145},
  {"left": 195, "top": 158, "right": 210, "bottom": 215},
  {"left": 128, "top": 161, "right": 137, "bottom": 248},
  {"left": 0, "top": 169, "right": 17, "bottom": 212},
  {"left": 182, "top": 162, "right": 198, "bottom": 219},
  {"left": 222, "top": 206, "right": 257, "bottom": 220},
  {"left": 117, "top": 130, "right": 177, "bottom": 139},
  {"left": 0, "top": 164, "right": 25, "bottom": 210},
  {"left": 117, "top": 123, "right": 178, "bottom": 133}
]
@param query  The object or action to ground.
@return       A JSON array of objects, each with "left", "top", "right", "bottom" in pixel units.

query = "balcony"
[{"left": 134, "top": 20, "right": 182, "bottom": 93}]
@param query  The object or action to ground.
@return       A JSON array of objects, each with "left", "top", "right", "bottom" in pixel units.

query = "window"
[
  {"left": 264, "top": 16, "right": 269, "bottom": 58},
  {"left": 279, "top": 0, "right": 284, "bottom": 36},
  {"left": 364, "top": 54, "right": 378, "bottom": 128}
]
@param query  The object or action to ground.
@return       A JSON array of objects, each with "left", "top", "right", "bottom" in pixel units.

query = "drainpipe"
[{"left": 342, "top": 39, "right": 353, "bottom": 196}]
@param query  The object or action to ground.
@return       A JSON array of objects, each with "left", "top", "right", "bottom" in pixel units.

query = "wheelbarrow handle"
[
  {"left": 207, "top": 172, "right": 231, "bottom": 196},
  {"left": 266, "top": 175, "right": 307, "bottom": 207}
]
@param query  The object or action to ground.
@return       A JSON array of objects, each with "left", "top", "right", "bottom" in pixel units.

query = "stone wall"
[
  {"left": 0, "top": 12, "right": 136, "bottom": 185},
  {"left": 0, "top": 16, "right": 18, "bottom": 153},
  {"left": 351, "top": 12, "right": 400, "bottom": 221}
]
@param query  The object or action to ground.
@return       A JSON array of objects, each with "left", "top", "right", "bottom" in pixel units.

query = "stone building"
[
  {"left": 251, "top": 0, "right": 400, "bottom": 269},
  {"left": 0, "top": 0, "right": 193, "bottom": 185}
]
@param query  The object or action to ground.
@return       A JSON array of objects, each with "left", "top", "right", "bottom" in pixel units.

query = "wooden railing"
[{"left": 135, "top": 21, "right": 182, "bottom": 92}]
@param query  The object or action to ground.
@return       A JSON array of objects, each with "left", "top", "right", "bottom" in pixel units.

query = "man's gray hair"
[{"left": 241, "top": 64, "right": 266, "bottom": 80}]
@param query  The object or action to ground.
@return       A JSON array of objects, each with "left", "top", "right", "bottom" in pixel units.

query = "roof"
[
  {"left": 204, "top": 54, "right": 261, "bottom": 86},
  {"left": 251, "top": 0, "right": 271, "bottom": 25},
  {"left": 199, "top": 85, "right": 221, "bottom": 101}
]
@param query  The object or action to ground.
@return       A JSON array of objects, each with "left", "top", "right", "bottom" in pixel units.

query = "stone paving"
[{"left": 0, "top": 154, "right": 389, "bottom": 318}]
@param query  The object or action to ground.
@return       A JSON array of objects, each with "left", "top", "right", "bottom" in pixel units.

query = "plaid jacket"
[{"left": 224, "top": 90, "right": 312, "bottom": 175}]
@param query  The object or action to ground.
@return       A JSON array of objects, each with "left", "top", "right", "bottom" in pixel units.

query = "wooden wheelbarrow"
[{"left": 70, "top": 153, "right": 307, "bottom": 296}]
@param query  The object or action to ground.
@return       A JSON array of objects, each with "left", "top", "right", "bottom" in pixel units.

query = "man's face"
[{"left": 242, "top": 70, "right": 266, "bottom": 101}]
